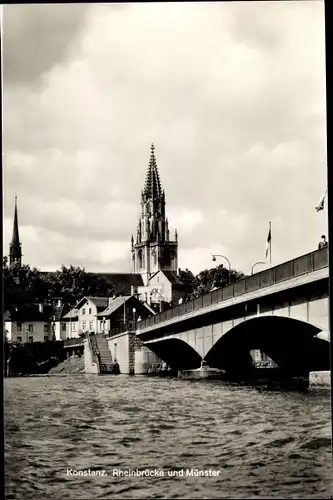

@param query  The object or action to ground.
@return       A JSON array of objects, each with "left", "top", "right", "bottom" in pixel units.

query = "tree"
[
  {"left": 3, "top": 258, "right": 49, "bottom": 310},
  {"left": 3, "top": 260, "right": 116, "bottom": 311},
  {"left": 44, "top": 265, "right": 116, "bottom": 305},
  {"left": 180, "top": 264, "right": 247, "bottom": 300}
]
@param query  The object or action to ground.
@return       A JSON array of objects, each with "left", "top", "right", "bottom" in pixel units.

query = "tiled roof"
[
  {"left": 149, "top": 270, "right": 185, "bottom": 286},
  {"left": 162, "top": 271, "right": 185, "bottom": 285},
  {"left": 85, "top": 296, "right": 109, "bottom": 309},
  {"left": 92, "top": 273, "right": 144, "bottom": 290},
  {"left": 62, "top": 309, "right": 79, "bottom": 320},
  {"left": 96, "top": 296, "right": 132, "bottom": 317},
  {"left": 4, "top": 305, "right": 53, "bottom": 323},
  {"left": 96, "top": 296, "right": 156, "bottom": 318}
]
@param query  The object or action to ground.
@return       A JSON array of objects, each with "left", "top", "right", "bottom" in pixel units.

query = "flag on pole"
[
  {"left": 315, "top": 188, "right": 327, "bottom": 212},
  {"left": 265, "top": 222, "right": 271, "bottom": 262}
]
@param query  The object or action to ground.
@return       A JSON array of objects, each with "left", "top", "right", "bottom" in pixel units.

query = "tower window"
[
  {"left": 138, "top": 249, "right": 145, "bottom": 269},
  {"left": 138, "top": 250, "right": 143, "bottom": 269},
  {"left": 152, "top": 249, "right": 157, "bottom": 266}
]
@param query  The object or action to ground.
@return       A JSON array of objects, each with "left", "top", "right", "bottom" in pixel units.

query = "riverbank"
[{"left": 48, "top": 355, "right": 84, "bottom": 375}]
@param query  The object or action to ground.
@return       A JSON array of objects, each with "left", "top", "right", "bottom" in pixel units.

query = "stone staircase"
[{"left": 95, "top": 333, "right": 119, "bottom": 375}]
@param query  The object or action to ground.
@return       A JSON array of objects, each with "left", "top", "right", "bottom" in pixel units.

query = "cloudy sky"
[{"left": 2, "top": 2, "right": 327, "bottom": 276}]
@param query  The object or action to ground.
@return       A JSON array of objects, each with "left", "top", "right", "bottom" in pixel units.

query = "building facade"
[
  {"left": 5, "top": 305, "right": 53, "bottom": 343},
  {"left": 63, "top": 295, "right": 155, "bottom": 338}
]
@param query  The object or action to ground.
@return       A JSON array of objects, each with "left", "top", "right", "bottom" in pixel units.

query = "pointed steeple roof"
[
  {"left": 144, "top": 143, "right": 162, "bottom": 200},
  {"left": 9, "top": 194, "right": 22, "bottom": 266},
  {"left": 11, "top": 194, "right": 20, "bottom": 247}
]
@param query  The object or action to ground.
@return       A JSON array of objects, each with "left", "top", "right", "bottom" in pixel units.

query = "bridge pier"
[{"left": 309, "top": 371, "right": 330, "bottom": 388}]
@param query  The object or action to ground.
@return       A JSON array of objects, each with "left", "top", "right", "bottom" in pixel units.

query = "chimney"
[
  {"left": 57, "top": 299, "right": 62, "bottom": 308},
  {"left": 131, "top": 285, "right": 134, "bottom": 296}
]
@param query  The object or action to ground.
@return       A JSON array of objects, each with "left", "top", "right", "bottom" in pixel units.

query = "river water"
[{"left": 4, "top": 375, "right": 333, "bottom": 499}]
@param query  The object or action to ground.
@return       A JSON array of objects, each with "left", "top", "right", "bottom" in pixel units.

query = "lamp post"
[
  {"left": 251, "top": 261, "right": 266, "bottom": 275},
  {"left": 211, "top": 254, "right": 232, "bottom": 285}
]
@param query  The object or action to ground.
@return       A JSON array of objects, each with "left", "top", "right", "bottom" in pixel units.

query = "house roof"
[
  {"left": 62, "top": 309, "right": 79, "bottom": 320},
  {"left": 51, "top": 303, "right": 71, "bottom": 321},
  {"left": 92, "top": 273, "right": 144, "bottom": 291},
  {"left": 162, "top": 271, "right": 185, "bottom": 285},
  {"left": 74, "top": 296, "right": 109, "bottom": 311},
  {"left": 4, "top": 305, "right": 53, "bottom": 323},
  {"left": 96, "top": 295, "right": 156, "bottom": 318},
  {"left": 149, "top": 270, "right": 186, "bottom": 286},
  {"left": 96, "top": 296, "right": 132, "bottom": 317}
]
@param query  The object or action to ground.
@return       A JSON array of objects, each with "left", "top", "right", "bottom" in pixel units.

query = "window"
[
  {"left": 62, "top": 323, "right": 66, "bottom": 331},
  {"left": 44, "top": 324, "right": 49, "bottom": 333},
  {"left": 100, "top": 320, "right": 104, "bottom": 330},
  {"left": 89, "top": 321, "right": 94, "bottom": 331},
  {"left": 17, "top": 322, "right": 22, "bottom": 332},
  {"left": 89, "top": 308, "right": 92, "bottom": 314},
  {"left": 17, "top": 336, "right": 22, "bottom": 343},
  {"left": 82, "top": 321, "right": 86, "bottom": 330},
  {"left": 152, "top": 249, "right": 157, "bottom": 266},
  {"left": 44, "top": 336, "right": 48, "bottom": 342},
  {"left": 157, "top": 276, "right": 159, "bottom": 283},
  {"left": 82, "top": 308, "right": 86, "bottom": 316},
  {"left": 28, "top": 336, "right": 33, "bottom": 343},
  {"left": 138, "top": 250, "right": 143, "bottom": 269},
  {"left": 28, "top": 324, "right": 33, "bottom": 332}
]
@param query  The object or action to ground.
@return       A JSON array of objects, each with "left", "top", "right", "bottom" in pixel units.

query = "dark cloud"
[{"left": 2, "top": 4, "right": 89, "bottom": 86}]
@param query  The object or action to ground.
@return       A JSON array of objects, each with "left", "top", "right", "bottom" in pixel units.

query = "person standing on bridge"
[{"left": 318, "top": 235, "right": 328, "bottom": 249}]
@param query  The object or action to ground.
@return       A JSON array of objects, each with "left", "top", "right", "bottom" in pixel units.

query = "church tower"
[
  {"left": 9, "top": 195, "right": 22, "bottom": 267},
  {"left": 131, "top": 144, "right": 178, "bottom": 285}
]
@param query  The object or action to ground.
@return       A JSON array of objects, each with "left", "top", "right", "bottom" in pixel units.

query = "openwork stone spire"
[{"left": 144, "top": 143, "right": 162, "bottom": 200}]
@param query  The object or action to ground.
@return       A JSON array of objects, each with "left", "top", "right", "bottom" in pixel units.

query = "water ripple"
[{"left": 4, "top": 375, "right": 333, "bottom": 499}]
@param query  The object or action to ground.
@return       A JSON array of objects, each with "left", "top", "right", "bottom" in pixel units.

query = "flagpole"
[{"left": 269, "top": 221, "right": 272, "bottom": 264}]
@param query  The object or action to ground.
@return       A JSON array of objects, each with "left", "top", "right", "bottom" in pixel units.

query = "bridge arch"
[
  {"left": 205, "top": 316, "right": 330, "bottom": 376},
  {"left": 145, "top": 338, "right": 202, "bottom": 370}
]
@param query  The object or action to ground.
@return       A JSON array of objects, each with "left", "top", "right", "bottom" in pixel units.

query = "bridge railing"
[{"left": 137, "top": 247, "right": 328, "bottom": 331}]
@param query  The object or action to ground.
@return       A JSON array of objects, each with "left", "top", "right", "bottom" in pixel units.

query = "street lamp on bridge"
[
  {"left": 251, "top": 261, "right": 266, "bottom": 275},
  {"left": 211, "top": 254, "right": 232, "bottom": 285}
]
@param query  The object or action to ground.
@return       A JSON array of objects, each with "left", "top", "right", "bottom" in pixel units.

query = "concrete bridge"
[{"left": 136, "top": 247, "right": 330, "bottom": 376}]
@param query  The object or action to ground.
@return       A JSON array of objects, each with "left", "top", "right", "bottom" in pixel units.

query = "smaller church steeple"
[{"left": 9, "top": 194, "right": 22, "bottom": 267}]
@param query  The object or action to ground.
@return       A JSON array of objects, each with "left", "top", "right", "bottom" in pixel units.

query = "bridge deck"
[{"left": 137, "top": 247, "right": 328, "bottom": 334}]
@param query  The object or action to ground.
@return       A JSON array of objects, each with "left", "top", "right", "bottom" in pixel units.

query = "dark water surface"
[{"left": 4, "top": 375, "right": 333, "bottom": 499}]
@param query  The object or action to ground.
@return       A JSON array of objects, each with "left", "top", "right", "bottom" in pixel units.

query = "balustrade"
[{"left": 136, "top": 247, "right": 328, "bottom": 331}]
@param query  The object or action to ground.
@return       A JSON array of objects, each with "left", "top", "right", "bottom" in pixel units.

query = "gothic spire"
[
  {"left": 144, "top": 143, "right": 162, "bottom": 200},
  {"left": 9, "top": 194, "right": 22, "bottom": 267}
]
